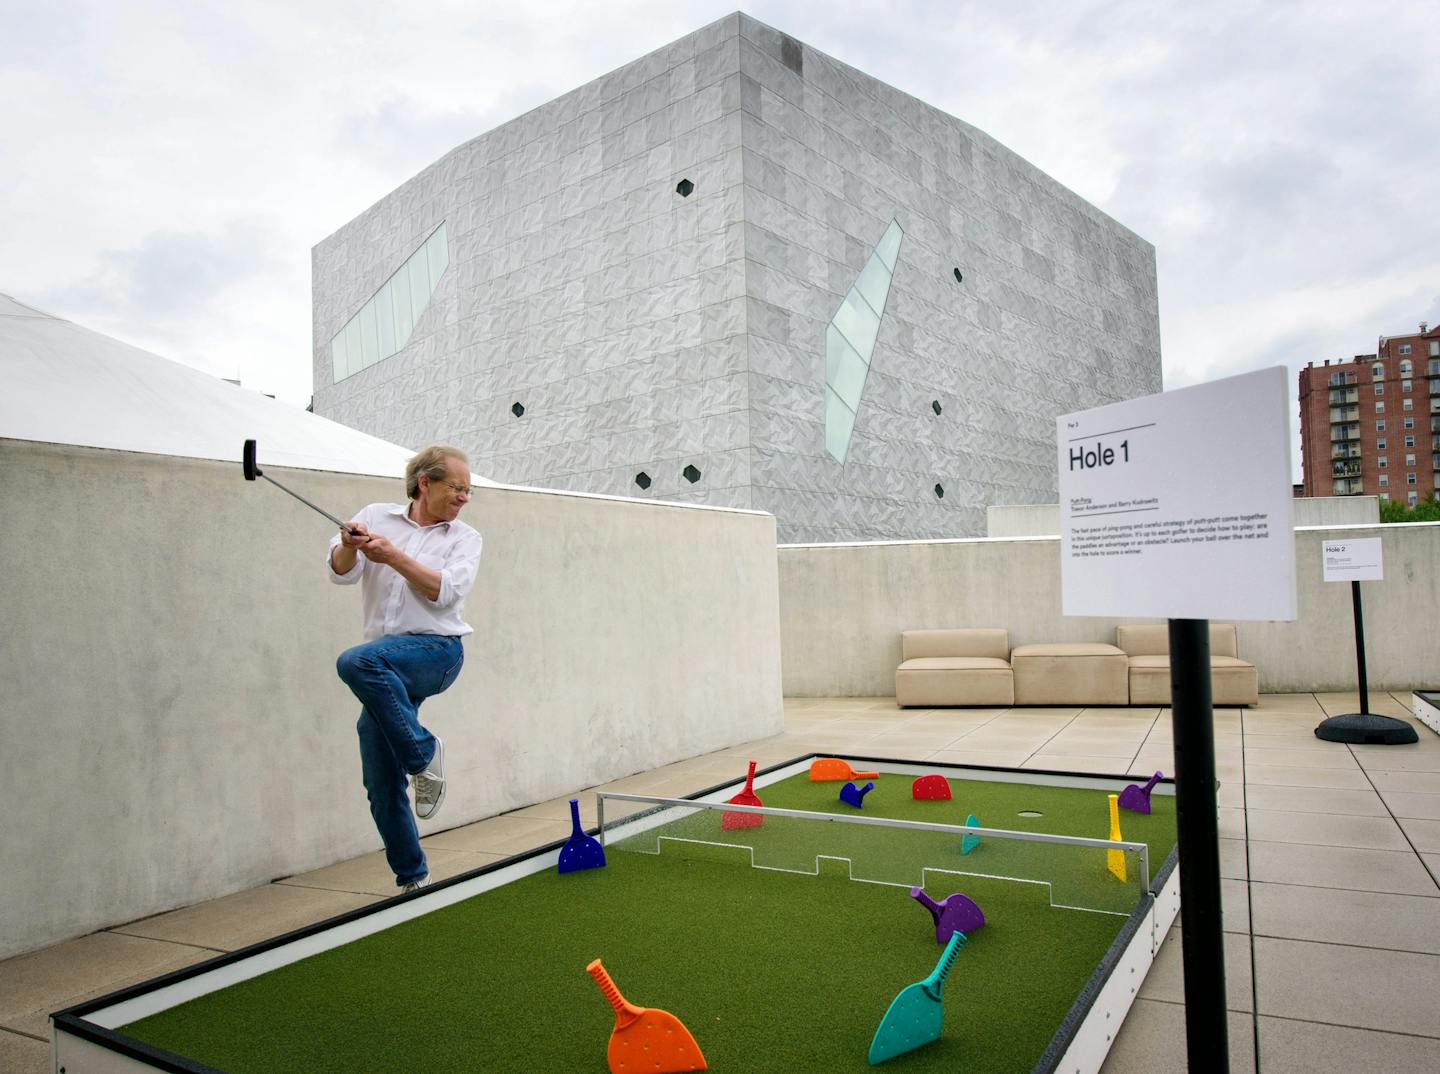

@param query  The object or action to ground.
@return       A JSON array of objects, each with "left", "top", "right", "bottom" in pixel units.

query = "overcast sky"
[{"left": 3, "top": 0, "right": 1437, "bottom": 478}]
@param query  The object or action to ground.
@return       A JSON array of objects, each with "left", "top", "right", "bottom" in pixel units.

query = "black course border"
[{"left": 54, "top": 753, "right": 1175, "bottom": 1073}]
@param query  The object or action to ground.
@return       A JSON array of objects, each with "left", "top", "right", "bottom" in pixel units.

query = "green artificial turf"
[{"left": 122, "top": 769, "right": 1176, "bottom": 1074}]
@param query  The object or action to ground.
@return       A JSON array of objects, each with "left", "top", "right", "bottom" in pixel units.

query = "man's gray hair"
[{"left": 405, "top": 445, "right": 469, "bottom": 500}]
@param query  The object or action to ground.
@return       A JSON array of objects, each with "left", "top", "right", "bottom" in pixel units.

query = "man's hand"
[
  {"left": 331, "top": 521, "right": 370, "bottom": 575},
  {"left": 358, "top": 533, "right": 443, "bottom": 602},
  {"left": 339, "top": 521, "right": 371, "bottom": 548},
  {"left": 358, "top": 533, "right": 402, "bottom": 565}
]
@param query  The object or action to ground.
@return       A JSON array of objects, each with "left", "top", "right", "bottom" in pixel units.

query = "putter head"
[{"left": 242, "top": 439, "right": 261, "bottom": 481}]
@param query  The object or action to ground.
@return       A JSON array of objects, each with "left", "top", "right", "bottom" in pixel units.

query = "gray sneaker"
[
  {"left": 401, "top": 875, "right": 431, "bottom": 894},
  {"left": 412, "top": 737, "right": 446, "bottom": 820}
]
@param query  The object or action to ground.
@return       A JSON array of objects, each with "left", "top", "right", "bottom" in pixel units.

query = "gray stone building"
[{"left": 311, "top": 12, "right": 1161, "bottom": 542}]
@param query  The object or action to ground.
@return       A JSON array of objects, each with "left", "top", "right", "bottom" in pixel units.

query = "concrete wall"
[
  {"left": 985, "top": 497, "right": 1381, "bottom": 538},
  {"left": 0, "top": 440, "right": 782, "bottom": 959},
  {"left": 779, "top": 524, "right": 1440, "bottom": 696}
]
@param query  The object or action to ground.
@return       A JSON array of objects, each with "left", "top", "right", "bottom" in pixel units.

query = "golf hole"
[{"left": 1017, "top": 810, "right": 1043, "bottom": 818}]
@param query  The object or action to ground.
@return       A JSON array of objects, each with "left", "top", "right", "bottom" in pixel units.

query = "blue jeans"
[{"left": 336, "top": 634, "right": 464, "bottom": 886}]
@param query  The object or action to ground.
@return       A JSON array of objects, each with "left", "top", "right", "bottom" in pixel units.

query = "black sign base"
[{"left": 1315, "top": 713, "right": 1419, "bottom": 745}]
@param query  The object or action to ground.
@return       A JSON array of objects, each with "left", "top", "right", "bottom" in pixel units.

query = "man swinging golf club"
[{"left": 328, "top": 446, "right": 483, "bottom": 893}]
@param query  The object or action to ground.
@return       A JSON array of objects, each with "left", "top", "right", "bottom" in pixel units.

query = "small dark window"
[
  {"left": 934, "top": 483, "right": 944, "bottom": 499},
  {"left": 682, "top": 464, "right": 702, "bottom": 484},
  {"left": 931, "top": 400, "right": 942, "bottom": 416},
  {"left": 511, "top": 402, "right": 525, "bottom": 417},
  {"left": 675, "top": 178, "right": 694, "bottom": 198},
  {"left": 634, "top": 472, "right": 651, "bottom": 490},
  {"left": 780, "top": 35, "right": 804, "bottom": 75},
  {"left": 953, "top": 268, "right": 963, "bottom": 283}
]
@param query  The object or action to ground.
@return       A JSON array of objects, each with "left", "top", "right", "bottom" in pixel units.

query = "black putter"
[{"left": 242, "top": 439, "right": 362, "bottom": 536}]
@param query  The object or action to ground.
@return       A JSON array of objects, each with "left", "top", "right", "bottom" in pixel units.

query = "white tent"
[{"left": 0, "top": 293, "right": 418, "bottom": 477}]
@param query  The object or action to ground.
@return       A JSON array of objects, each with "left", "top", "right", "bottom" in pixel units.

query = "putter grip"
[
  {"left": 910, "top": 887, "right": 942, "bottom": 916},
  {"left": 932, "top": 931, "right": 967, "bottom": 989},
  {"left": 586, "top": 960, "right": 631, "bottom": 1017}
]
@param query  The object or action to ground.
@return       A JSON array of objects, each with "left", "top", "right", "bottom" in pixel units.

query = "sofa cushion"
[
  {"left": 896, "top": 665, "right": 1014, "bottom": 708},
  {"left": 901, "top": 629, "right": 1009, "bottom": 662},
  {"left": 1010, "top": 644, "right": 1128, "bottom": 706},
  {"left": 1127, "top": 655, "right": 1258, "bottom": 706}
]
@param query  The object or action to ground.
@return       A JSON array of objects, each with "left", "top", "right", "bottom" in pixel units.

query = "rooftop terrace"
[{"left": 5, "top": 692, "right": 1438, "bottom": 1072}]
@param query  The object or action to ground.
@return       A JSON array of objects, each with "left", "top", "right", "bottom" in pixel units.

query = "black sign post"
[
  {"left": 1168, "top": 618, "right": 1229, "bottom": 1072},
  {"left": 1314, "top": 580, "right": 1418, "bottom": 745}
]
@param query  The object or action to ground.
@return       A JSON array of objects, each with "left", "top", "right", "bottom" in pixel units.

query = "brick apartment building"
[{"left": 1299, "top": 321, "right": 1440, "bottom": 504}]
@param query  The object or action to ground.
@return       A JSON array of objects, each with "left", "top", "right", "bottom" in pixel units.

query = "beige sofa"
[
  {"left": 1116, "top": 624, "right": 1259, "bottom": 706},
  {"left": 895, "top": 629, "right": 1014, "bottom": 707}
]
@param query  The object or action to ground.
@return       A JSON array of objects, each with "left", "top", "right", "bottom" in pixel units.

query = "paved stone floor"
[{"left": 4, "top": 693, "right": 1437, "bottom": 1072}]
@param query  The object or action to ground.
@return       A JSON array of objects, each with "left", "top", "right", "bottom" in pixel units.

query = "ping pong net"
[{"left": 595, "top": 793, "right": 1149, "bottom": 916}]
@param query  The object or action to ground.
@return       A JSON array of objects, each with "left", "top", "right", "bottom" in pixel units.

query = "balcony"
[
  {"left": 1328, "top": 388, "right": 1358, "bottom": 404},
  {"left": 1331, "top": 424, "right": 1360, "bottom": 442},
  {"left": 1332, "top": 461, "right": 1362, "bottom": 478},
  {"left": 1331, "top": 443, "right": 1362, "bottom": 460},
  {"left": 1434, "top": 453, "right": 1440, "bottom": 472},
  {"left": 1332, "top": 477, "right": 1365, "bottom": 495},
  {"left": 1329, "top": 406, "right": 1360, "bottom": 423}
]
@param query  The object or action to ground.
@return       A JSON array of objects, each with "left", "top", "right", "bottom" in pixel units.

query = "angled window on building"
[
  {"left": 825, "top": 219, "right": 904, "bottom": 464},
  {"left": 332, "top": 222, "right": 449, "bottom": 383}
]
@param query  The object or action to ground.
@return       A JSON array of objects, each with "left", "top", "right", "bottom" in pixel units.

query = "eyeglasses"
[{"left": 431, "top": 479, "right": 472, "bottom": 496}]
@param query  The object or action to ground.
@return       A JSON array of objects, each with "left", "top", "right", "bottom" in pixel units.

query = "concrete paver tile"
[
  {"left": 109, "top": 882, "right": 380, "bottom": 952},
  {"left": 1241, "top": 745, "right": 1363, "bottom": 769},
  {"left": 1256, "top": 1015, "right": 1440, "bottom": 1073},
  {"left": 867, "top": 731, "right": 982, "bottom": 751},
  {"left": 1243, "top": 784, "right": 1387, "bottom": 816},
  {"left": 1251, "top": 693, "right": 1326, "bottom": 714},
  {"left": 1314, "top": 693, "right": 1414, "bottom": 719},
  {"left": 1218, "top": 806, "right": 1246, "bottom": 839},
  {"left": 1245, "top": 809, "right": 1411, "bottom": 850},
  {"left": 422, "top": 814, "right": 572, "bottom": 855},
  {"left": 1380, "top": 791, "right": 1440, "bottom": 820},
  {"left": 1136, "top": 926, "right": 1254, "bottom": 1011},
  {"left": 1248, "top": 840, "right": 1440, "bottom": 895},
  {"left": 1241, "top": 763, "right": 1372, "bottom": 790},
  {"left": 1037, "top": 734, "right": 1145, "bottom": 756},
  {"left": 1021, "top": 755, "right": 1137, "bottom": 775},
  {"left": 1354, "top": 744, "right": 1440, "bottom": 773},
  {"left": 1250, "top": 881, "right": 1440, "bottom": 954},
  {"left": 1099, "top": 999, "right": 1254, "bottom": 1073},
  {"left": 0, "top": 932, "right": 210, "bottom": 1039},
  {"left": 1369, "top": 770, "right": 1440, "bottom": 794},
  {"left": 1220, "top": 837, "right": 1248, "bottom": 880},
  {"left": 0, "top": 1028, "right": 47, "bottom": 1074},
  {"left": 1397, "top": 817, "right": 1440, "bottom": 853},
  {"left": 924, "top": 748, "right": 1032, "bottom": 768},
  {"left": 1240, "top": 731, "right": 1334, "bottom": 752},
  {"left": 1222, "top": 877, "right": 1251, "bottom": 933},
  {"left": 1253, "top": 936, "right": 1440, "bottom": 1036},
  {"left": 275, "top": 847, "right": 506, "bottom": 897}
]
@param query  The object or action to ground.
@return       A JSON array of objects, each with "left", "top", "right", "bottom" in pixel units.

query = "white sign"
[
  {"left": 1322, "top": 538, "right": 1383, "bottom": 582},
  {"left": 1058, "top": 366, "right": 1297, "bottom": 620}
]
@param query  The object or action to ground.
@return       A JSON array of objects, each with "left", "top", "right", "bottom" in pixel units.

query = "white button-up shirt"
[{"left": 326, "top": 503, "right": 483, "bottom": 641}]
